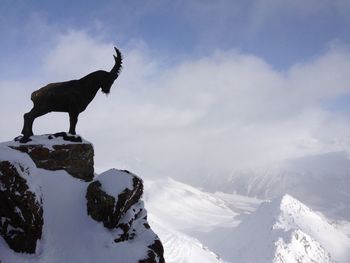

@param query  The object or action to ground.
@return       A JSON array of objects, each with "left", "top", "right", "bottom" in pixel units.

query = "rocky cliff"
[{"left": 0, "top": 134, "right": 164, "bottom": 263}]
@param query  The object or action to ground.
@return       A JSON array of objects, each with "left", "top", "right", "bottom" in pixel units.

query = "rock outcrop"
[
  {"left": 86, "top": 170, "right": 143, "bottom": 229},
  {"left": 0, "top": 161, "right": 43, "bottom": 253},
  {"left": 86, "top": 169, "right": 165, "bottom": 263},
  {"left": 0, "top": 134, "right": 164, "bottom": 263},
  {"left": 11, "top": 133, "right": 94, "bottom": 182}
]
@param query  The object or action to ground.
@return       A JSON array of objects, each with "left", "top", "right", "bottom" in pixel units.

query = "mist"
[{"left": 1, "top": 30, "right": 350, "bottom": 184}]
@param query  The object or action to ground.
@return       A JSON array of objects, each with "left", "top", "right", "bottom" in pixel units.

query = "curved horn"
[{"left": 110, "top": 47, "right": 123, "bottom": 79}]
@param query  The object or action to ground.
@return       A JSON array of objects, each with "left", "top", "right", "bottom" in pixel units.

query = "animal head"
[{"left": 101, "top": 47, "right": 123, "bottom": 94}]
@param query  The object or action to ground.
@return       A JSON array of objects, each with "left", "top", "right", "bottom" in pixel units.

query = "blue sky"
[
  {"left": 1, "top": 1, "right": 350, "bottom": 180},
  {"left": 1, "top": 0, "right": 350, "bottom": 74}
]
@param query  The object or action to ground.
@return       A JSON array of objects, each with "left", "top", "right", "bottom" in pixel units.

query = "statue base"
[
  {"left": 15, "top": 132, "right": 83, "bottom": 144},
  {"left": 10, "top": 133, "right": 94, "bottom": 182}
]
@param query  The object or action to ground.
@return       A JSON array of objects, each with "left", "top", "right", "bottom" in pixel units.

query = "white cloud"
[
  {"left": 43, "top": 30, "right": 116, "bottom": 79},
  {"left": 2, "top": 30, "right": 350, "bottom": 183},
  {"left": 0, "top": 80, "right": 42, "bottom": 140}
]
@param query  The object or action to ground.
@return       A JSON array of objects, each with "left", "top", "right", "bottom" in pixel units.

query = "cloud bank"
[{"left": 1, "top": 30, "right": 350, "bottom": 183}]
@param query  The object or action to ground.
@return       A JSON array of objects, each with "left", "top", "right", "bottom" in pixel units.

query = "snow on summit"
[{"left": 216, "top": 194, "right": 350, "bottom": 263}]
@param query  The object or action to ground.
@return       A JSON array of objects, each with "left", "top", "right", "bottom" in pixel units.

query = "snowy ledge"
[
  {"left": 8, "top": 133, "right": 92, "bottom": 150},
  {"left": 0, "top": 134, "right": 95, "bottom": 182}
]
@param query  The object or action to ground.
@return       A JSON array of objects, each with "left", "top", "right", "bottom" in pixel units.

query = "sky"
[{"left": 1, "top": 0, "right": 350, "bottom": 183}]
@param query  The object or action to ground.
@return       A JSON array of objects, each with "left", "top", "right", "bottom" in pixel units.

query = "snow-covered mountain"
[
  {"left": 144, "top": 178, "right": 350, "bottom": 263},
  {"left": 214, "top": 194, "right": 350, "bottom": 263}
]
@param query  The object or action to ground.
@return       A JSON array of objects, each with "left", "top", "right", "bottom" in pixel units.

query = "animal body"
[{"left": 20, "top": 47, "right": 122, "bottom": 142}]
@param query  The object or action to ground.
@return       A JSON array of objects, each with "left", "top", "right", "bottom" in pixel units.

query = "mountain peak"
[
  {"left": 216, "top": 194, "right": 350, "bottom": 263},
  {"left": 273, "top": 194, "right": 314, "bottom": 231}
]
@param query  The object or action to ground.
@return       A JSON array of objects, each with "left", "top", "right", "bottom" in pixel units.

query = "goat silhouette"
[{"left": 20, "top": 47, "right": 122, "bottom": 142}]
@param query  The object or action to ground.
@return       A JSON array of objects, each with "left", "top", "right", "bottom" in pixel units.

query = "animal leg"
[
  {"left": 69, "top": 112, "right": 79, "bottom": 135},
  {"left": 21, "top": 112, "right": 34, "bottom": 137},
  {"left": 21, "top": 107, "right": 49, "bottom": 138}
]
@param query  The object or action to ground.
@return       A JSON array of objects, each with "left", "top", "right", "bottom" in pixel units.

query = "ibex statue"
[{"left": 20, "top": 47, "right": 122, "bottom": 142}]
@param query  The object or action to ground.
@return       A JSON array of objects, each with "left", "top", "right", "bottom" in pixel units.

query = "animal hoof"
[
  {"left": 53, "top": 132, "right": 67, "bottom": 138},
  {"left": 14, "top": 135, "right": 32, "bottom": 143},
  {"left": 53, "top": 132, "right": 82, "bottom": 143},
  {"left": 14, "top": 135, "right": 22, "bottom": 142}
]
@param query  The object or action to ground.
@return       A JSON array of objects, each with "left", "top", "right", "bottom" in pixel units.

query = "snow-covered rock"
[
  {"left": 0, "top": 135, "right": 164, "bottom": 263},
  {"left": 86, "top": 169, "right": 164, "bottom": 262},
  {"left": 0, "top": 160, "right": 43, "bottom": 253},
  {"left": 86, "top": 169, "right": 143, "bottom": 229},
  {"left": 10, "top": 133, "right": 94, "bottom": 181}
]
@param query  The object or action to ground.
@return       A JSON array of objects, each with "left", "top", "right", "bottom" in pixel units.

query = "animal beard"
[{"left": 101, "top": 88, "right": 111, "bottom": 95}]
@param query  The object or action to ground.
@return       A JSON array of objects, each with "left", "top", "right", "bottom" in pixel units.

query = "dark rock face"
[
  {"left": 86, "top": 169, "right": 165, "bottom": 263},
  {"left": 10, "top": 142, "right": 94, "bottom": 182},
  {"left": 86, "top": 175, "right": 143, "bottom": 229},
  {"left": 86, "top": 180, "right": 116, "bottom": 226},
  {"left": 0, "top": 161, "right": 43, "bottom": 253},
  {"left": 139, "top": 239, "right": 165, "bottom": 263},
  {"left": 113, "top": 197, "right": 149, "bottom": 244}
]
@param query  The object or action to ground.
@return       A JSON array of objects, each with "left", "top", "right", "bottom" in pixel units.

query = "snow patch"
[{"left": 97, "top": 169, "right": 134, "bottom": 197}]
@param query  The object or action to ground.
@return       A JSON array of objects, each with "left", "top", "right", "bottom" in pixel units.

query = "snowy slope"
[
  {"left": 145, "top": 178, "right": 238, "bottom": 232},
  {"left": 149, "top": 217, "right": 224, "bottom": 263},
  {"left": 144, "top": 178, "right": 262, "bottom": 263},
  {"left": 144, "top": 178, "right": 234, "bottom": 263},
  {"left": 215, "top": 195, "right": 350, "bottom": 263}
]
